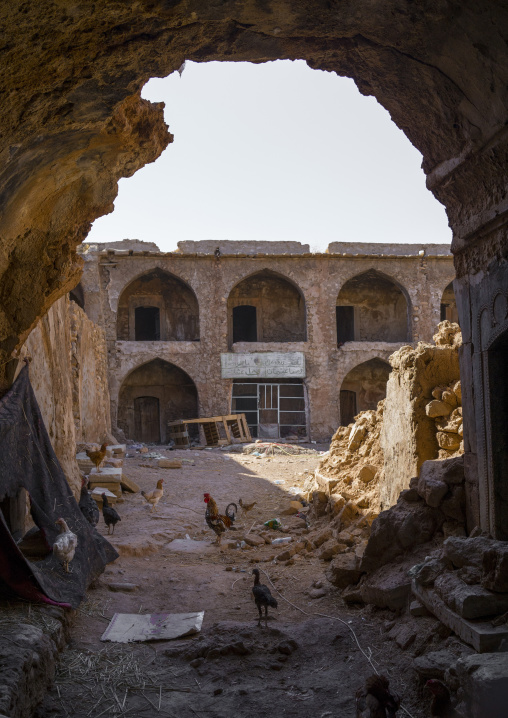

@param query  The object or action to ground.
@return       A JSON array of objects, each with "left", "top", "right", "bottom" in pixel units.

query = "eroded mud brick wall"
[
  {"left": 19, "top": 296, "right": 112, "bottom": 495},
  {"left": 81, "top": 241, "right": 455, "bottom": 443}
]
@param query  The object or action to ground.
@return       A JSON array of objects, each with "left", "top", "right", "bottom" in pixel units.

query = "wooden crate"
[{"left": 167, "top": 414, "right": 251, "bottom": 448}]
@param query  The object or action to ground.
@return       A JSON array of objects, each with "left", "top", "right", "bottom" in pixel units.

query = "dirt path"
[{"left": 36, "top": 446, "right": 429, "bottom": 718}]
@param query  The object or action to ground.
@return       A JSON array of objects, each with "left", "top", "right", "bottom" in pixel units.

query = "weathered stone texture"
[
  {"left": 380, "top": 323, "right": 462, "bottom": 507},
  {"left": 19, "top": 296, "right": 111, "bottom": 495}
]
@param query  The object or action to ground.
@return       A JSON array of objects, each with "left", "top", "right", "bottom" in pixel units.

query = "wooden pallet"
[{"left": 167, "top": 414, "right": 251, "bottom": 448}]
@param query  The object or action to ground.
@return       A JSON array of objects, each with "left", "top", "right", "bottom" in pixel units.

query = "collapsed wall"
[
  {"left": 311, "top": 321, "right": 462, "bottom": 527},
  {"left": 18, "top": 296, "right": 112, "bottom": 495},
  {"left": 381, "top": 320, "right": 462, "bottom": 507}
]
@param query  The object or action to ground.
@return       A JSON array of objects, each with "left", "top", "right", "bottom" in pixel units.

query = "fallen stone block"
[
  {"left": 413, "top": 649, "right": 456, "bottom": 679},
  {"left": 426, "top": 399, "right": 453, "bottom": 418},
  {"left": 243, "top": 534, "right": 265, "bottom": 548},
  {"left": 412, "top": 580, "right": 508, "bottom": 652},
  {"left": 434, "top": 571, "right": 508, "bottom": 619},
  {"left": 361, "top": 560, "right": 412, "bottom": 610},
  {"left": 158, "top": 458, "right": 182, "bottom": 469},
  {"left": 326, "top": 553, "right": 363, "bottom": 589},
  {"left": 120, "top": 474, "right": 140, "bottom": 493},
  {"left": 410, "top": 599, "right": 430, "bottom": 617},
  {"left": 348, "top": 424, "right": 366, "bottom": 451},
  {"left": 417, "top": 474, "right": 448, "bottom": 508},
  {"left": 358, "top": 464, "right": 377, "bottom": 483},
  {"left": 281, "top": 500, "right": 303, "bottom": 516},
  {"left": 387, "top": 622, "right": 417, "bottom": 650},
  {"left": 318, "top": 540, "right": 347, "bottom": 562},
  {"left": 455, "top": 653, "right": 508, "bottom": 718},
  {"left": 444, "top": 536, "right": 504, "bottom": 569}
]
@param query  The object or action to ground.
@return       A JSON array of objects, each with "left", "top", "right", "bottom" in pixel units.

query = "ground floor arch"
[
  {"left": 118, "top": 359, "right": 198, "bottom": 443},
  {"left": 339, "top": 357, "right": 391, "bottom": 426}
]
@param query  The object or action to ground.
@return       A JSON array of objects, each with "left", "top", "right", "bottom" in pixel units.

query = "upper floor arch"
[
  {"left": 227, "top": 269, "right": 306, "bottom": 345},
  {"left": 336, "top": 269, "right": 411, "bottom": 344},
  {"left": 116, "top": 268, "right": 199, "bottom": 342}
]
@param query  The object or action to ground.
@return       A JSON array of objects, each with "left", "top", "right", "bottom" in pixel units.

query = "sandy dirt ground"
[{"left": 36, "top": 446, "right": 434, "bottom": 718}]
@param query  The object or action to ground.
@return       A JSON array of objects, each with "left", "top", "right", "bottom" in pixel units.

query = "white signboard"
[{"left": 221, "top": 352, "right": 306, "bottom": 379}]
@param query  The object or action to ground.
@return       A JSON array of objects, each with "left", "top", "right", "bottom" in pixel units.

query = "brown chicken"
[
  {"left": 356, "top": 674, "right": 400, "bottom": 717},
  {"left": 86, "top": 443, "right": 109, "bottom": 473},
  {"left": 141, "top": 479, "right": 164, "bottom": 512},
  {"left": 204, "top": 493, "right": 236, "bottom": 545},
  {"left": 426, "top": 680, "right": 464, "bottom": 718},
  {"left": 239, "top": 498, "right": 257, "bottom": 516}
]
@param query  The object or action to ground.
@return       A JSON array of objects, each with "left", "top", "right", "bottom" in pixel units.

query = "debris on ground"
[{"left": 101, "top": 611, "right": 204, "bottom": 643}]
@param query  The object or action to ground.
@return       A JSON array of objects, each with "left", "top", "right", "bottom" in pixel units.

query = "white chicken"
[{"left": 53, "top": 518, "right": 78, "bottom": 573}]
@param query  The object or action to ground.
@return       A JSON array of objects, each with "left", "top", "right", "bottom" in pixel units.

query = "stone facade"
[{"left": 79, "top": 239, "right": 455, "bottom": 443}]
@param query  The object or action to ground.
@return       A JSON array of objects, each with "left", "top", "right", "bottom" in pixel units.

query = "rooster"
[
  {"left": 79, "top": 475, "right": 99, "bottom": 527},
  {"left": 425, "top": 680, "right": 464, "bottom": 718},
  {"left": 239, "top": 498, "right": 257, "bottom": 517},
  {"left": 102, "top": 493, "right": 121, "bottom": 535},
  {"left": 203, "top": 493, "right": 236, "bottom": 545},
  {"left": 252, "top": 568, "right": 278, "bottom": 627},
  {"left": 86, "top": 443, "right": 109, "bottom": 473},
  {"left": 356, "top": 674, "right": 400, "bottom": 717},
  {"left": 53, "top": 518, "right": 78, "bottom": 573},
  {"left": 141, "top": 479, "right": 164, "bottom": 512}
]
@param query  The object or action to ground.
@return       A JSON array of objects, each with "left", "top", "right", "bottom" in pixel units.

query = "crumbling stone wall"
[
  {"left": 380, "top": 321, "right": 462, "bottom": 508},
  {"left": 18, "top": 296, "right": 112, "bottom": 495}
]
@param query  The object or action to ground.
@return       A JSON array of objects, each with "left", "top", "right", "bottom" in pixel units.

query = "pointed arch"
[
  {"left": 336, "top": 269, "right": 411, "bottom": 343},
  {"left": 440, "top": 280, "right": 459, "bottom": 324},
  {"left": 118, "top": 358, "right": 198, "bottom": 443},
  {"left": 116, "top": 268, "right": 199, "bottom": 341},
  {"left": 339, "top": 357, "right": 391, "bottom": 425},
  {"left": 228, "top": 269, "right": 306, "bottom": 344}
]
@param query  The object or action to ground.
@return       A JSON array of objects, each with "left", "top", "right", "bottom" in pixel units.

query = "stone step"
[{"left": 412, "top": 580, "right": 508, "bottom": 653}]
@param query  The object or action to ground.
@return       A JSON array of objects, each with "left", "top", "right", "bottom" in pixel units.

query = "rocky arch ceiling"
[{"left": 0, "top": 1, "right": 507, "bottom": 384}]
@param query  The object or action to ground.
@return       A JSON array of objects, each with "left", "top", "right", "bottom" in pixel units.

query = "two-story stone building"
[{"left": 77, "top": 239, "right": 456, "bottom": 443}]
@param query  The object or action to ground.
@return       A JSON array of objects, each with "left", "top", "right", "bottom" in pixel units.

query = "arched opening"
[
  {"left": 339, "top": 358, "right": 391, "bottom": 426},
  {"left": 228, "top": 270, "right": 306, "bottom": 344},
  {"left": 488, "top": 329, "right": 508, "bottom": 540},
  {"left": 116, "top": 269, "right": 199, "bottom": 341},
  {"left": 118, "top": 359, "right": 198, "bottom": 444},
  {"left": 440, "top": 281, "right": 459, "bottom": 324},
  {"left": 336, "top": 270, "right": 410, "bottom": 344},
  {"left": 69, "top": 282, "right": 85, "bottom": 311}
]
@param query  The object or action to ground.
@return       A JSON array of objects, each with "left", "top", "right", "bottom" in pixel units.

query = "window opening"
[
  {"left": 135, "top": 306, "right": 160, "bottom": 341},
  {"left": 233, "top": 305, "right": 257, "bottom": 342},
  {"left": 337, "top": 306, "right": 355, "bottom": 343}
]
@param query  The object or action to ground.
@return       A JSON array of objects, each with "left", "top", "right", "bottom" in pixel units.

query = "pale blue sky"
[{"left": 88, "top": 60, "right": 452, "bottom": 251}]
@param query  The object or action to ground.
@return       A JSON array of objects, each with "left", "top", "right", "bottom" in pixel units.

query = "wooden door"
[
  {"left": 134, "top": 396, "right": 161, "bottom": 443},
  {"left": 340, "top": 389, "right": 357, "bottom": 426}
]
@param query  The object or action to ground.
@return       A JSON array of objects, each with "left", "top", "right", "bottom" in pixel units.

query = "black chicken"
[
  {"left": 356, "top": 674, "right": 400, "bottom": 717},
  {"left": 252, "top": 568, "right": 278, "bottom": 628},
  {"left": 79, "top": 476, "right": 99, "bottom": 527},
  {"left": 101, "top": 493, "right": 121, "bottom": 535},
  {"left": 426, "top": 679, "right": 464, "bottom": 718}
]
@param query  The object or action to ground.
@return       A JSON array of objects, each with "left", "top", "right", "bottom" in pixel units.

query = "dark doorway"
[
  {"left": 488, "top": 331, "right": 508, "bottom": 539},
  {"left": 134, "top": 396, "right": 161, "bottom": 443},
  {"left": 340, "top": 389, "right": 357, "bottom": 426},
  {"left": 233, "top": 305, "right": 257, "bottom": 343},
  {"left": 337, "top": 306, "right": 355, "bottom": 343},
  {"left": 69, "top": 283, "right": 85, "bottom": 310},
  {"left": 135, "top": 306, "right": 160, "bottom": 341}
]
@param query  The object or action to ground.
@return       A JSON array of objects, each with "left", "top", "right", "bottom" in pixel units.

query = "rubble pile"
[
  {"left": 312, "top": 402, "right": 384, "bottom": 518},
  {"left": 425, "top": 380, "right": 463, "bottom": 457}
]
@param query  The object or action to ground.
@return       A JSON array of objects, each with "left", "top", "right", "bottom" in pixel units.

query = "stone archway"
[
  {"left": 228, "top": 270, "right": 306, "bottom": 345},
  {"left": 116, "top": 268, "right": 199, "bottom": 341},
  {"left": 336, "top": 270, "right": 410, "bottom": 343},
  {"left": 117, "top": 358, "right": 198, "bottom": 443},
  {"left": 0, "top": 2, "right": 507, "bottom": 533},
  {"left": 339, "top": 357, "right": 391, "bottom": 426}
]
